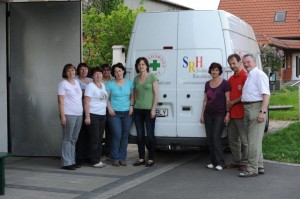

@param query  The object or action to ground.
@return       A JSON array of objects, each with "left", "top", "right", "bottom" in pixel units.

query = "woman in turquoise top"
[
  {"left": 132, "top": 57, "right": 158, "bottom": 167},
  {"left": 106, "top": 63, "right": 134, "bottom": 166}
]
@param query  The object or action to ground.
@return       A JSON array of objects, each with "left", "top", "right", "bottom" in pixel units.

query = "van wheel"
[{"left": 264, "top": 118, "right": 269, "bottom": 133}]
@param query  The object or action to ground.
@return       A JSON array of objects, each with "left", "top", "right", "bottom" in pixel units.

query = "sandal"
[
  {"left": 145, "top": 161, "right": 155, "bottom": 167},
  {"left": 133, "top": 160, "right": 145, "bottom": 166}
]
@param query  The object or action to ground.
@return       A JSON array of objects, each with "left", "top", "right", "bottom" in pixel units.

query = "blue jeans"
[
  {"left": 108, "top": 111, "right": 132, "bottom": 162},
  {"left": 134, "top": 109, "right": 156, "bottom": 160},
  {"left": 86, "top": 113, "right": 106, "bottom": 165},
  {"left": 204, "top": 114, "right": 226, "bottom": 167},
  {"left": 62, "top": 115, "right": 82, "bottom": 167}
]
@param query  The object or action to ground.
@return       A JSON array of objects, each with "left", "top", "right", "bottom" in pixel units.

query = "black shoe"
[
  {"left": 145, "top": 161, "right": 154, "bottom": 167},
  {"left": 73, "top": 163, "right": 82, "bottom": 168},
  {"left": 133, "top": 160, "right": 145, "bottom": 166},
  {"left": 258, "top": 167, "right": 265, "bottom": 174},
  {"left": 62, "top": 165, "right": 76, "bottom": 170}
]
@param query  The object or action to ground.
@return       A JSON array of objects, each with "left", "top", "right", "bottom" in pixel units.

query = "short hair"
[
  {"left": 77, "top": 63, "right": 89, "bottom": 75},
  {"left": 62, "top": 63, "right": 76, "bottom": 78},
  {"left": 135, "top": 57, "right": 150, "bottom": 73},
  {"left": 208, "top": 62, "right": 223, "bottom": 75},
  {"left": 91, "top": 66, "right": 103, "bottom": 76},
  {"left": 100, "top": 63, "right": 111, "bottom": 70},
  {"left": 111, "top": 62, "right": 126, "bottom": 78},
  {"left": 227, "top": 53, "right": 241, "bottom": 63},
  {"left": 243, "top": 54, "right": 256, "bottom": 62}
]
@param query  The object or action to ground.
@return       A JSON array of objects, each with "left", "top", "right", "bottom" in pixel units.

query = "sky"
[{"left": 165, "top": 0, "right": 220, "bottom": 10}]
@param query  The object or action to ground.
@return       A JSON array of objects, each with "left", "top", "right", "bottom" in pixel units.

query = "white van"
[{"left": 126, "top": 10, "right": 265, "bottom": 150}]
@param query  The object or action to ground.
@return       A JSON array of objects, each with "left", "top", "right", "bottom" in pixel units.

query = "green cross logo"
[{"left": 150, "top": 60, "right": 160, "bottom": 71}]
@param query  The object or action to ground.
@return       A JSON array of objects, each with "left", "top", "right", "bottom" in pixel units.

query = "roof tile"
[{"left": 219, "top": 0, "right": 300, "bottom": 38}]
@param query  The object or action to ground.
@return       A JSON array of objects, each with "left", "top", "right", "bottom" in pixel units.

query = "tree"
[
  {"left": 83, "top": 0, "right": 124, "bottom": 15},
  {"left": 82, "top": 4, "right": 145, "bottom": 66},
  {"left": 260, "top": 44, "right": 285, "bottom": 72}
]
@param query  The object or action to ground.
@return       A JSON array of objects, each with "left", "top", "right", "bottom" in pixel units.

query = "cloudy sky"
[{"left": 166, "top": 0, "right": 220, "bottom": 10}]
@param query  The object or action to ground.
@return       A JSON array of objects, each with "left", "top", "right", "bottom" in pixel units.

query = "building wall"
[
  {"left": 0, "top": 2, "right": 8, "bottom": 152},
  {"left": 279, "top": 52, "right": 292, "bottom": 83}
]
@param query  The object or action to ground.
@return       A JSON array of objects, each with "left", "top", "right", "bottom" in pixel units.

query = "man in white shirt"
[{"left": 239, "top": 54, "right": 270, "bottom": 177}]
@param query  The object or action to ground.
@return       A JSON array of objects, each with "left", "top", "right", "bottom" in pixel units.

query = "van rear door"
[
  {"left": 129, "top": 12, "right": 178, "bottom": 137},
  {"left": 176, "top": 11, "right": 225, "bottom": 138}
]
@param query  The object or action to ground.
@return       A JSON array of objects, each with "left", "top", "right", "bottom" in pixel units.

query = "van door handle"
[{"left": 182, "top": 107, "right": 190, "bottom": 111}]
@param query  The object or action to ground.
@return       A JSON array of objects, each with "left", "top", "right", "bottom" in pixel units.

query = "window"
[{"left": 274, "top": 11, "right": 286, "bottom": 22}]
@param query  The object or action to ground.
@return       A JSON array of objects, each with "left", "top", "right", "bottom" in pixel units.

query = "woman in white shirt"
[
  {"left": 58, "top": 64, "right": 83, "bottom": 170},
  {"left": 84, "top": 67, "right": 108, "bottom": 168}
]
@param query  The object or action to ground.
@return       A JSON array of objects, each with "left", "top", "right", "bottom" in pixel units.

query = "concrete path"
[
  {"left": 1, "top": 120, "right": 298, "bottom": 199},
  {"left": 267, "top": 120, "right": 296, "bottom": 134}
]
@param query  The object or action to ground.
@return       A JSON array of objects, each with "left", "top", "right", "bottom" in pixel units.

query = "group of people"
[
  {"left": 201, "top": 53, "right": 270, "bottom": 177},
  {"left": 57, "top": 53, "right": 270, "bottom": 178},
  {"left": 57, "top": 57, "right": 158, "bottom": 170}
]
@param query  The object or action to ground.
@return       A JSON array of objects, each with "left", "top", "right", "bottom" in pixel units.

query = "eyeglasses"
[{"left": 103, "top": 68, "right": 110, "bottom": 71}]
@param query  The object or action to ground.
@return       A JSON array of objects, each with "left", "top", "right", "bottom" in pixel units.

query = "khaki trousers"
[
  {"left": 243, "top": 102, "right": 265, "bottom": 173},
  {"left": 228, "top": 119, "right": 248, "bottom": 165}
]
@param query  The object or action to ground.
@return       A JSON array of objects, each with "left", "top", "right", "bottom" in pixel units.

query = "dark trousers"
[
  {"left": 75, "top": 117, "right": 88, "bottom": 164},
  {"left": 86, "top": 113, "right": 106, "bottom": 165},
  {"left": 134, "top": 109, "right": 156, "bottom": 160},
  {"left": 204, "top": 114, "right": 225, "bottom": 166},
  {"left": 104, "top": 109, "right": 112, "bottom": 157}
]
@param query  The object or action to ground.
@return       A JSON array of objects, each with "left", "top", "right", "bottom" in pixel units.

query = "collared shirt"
[
  {"left": 241, "top": 67, "right": 270, "bottom": 102},
  {"left": 106, "top": 79, "right": 134, "bottom": 111},
  {"left": 228, "top": 69, "right": 247, "bottom": 118}
]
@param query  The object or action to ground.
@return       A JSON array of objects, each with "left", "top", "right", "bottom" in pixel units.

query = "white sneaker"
[
  {"left": 215, "top": 165, "right": 223, "bottom": 171},
  {"left": 92, "top": 161, "right": 106, "bottom": 168},
  {"left": 206, "top": 164, "right": 214, "bottom": 169}
]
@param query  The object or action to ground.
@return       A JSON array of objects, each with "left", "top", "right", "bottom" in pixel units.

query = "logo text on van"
[
  {"left": 183, "top": 56, "right": 203, "bottom": 72},
  {"left": 147, "top": 53, "right": 167, "bottom": 77}
]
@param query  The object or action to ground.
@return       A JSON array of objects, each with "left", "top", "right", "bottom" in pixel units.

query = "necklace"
[
  {"left": 139, "top": 72, "right": 149, "bottom": 83},
  {"left": 94, "top": 82, "right": 102, "bottom": 89},
  {"left": 210, "top": 78, "right": 222, "bottom": 88},
  {"left": 67, "top": 79, "right": 75, "bottom": 85}
]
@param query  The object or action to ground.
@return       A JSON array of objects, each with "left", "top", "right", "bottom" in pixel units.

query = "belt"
[{"left": 243, "top": 101, "right": 262, "bottom": 105}]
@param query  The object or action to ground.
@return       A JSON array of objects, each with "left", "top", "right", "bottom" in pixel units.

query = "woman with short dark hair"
[
  {"left": 74, "top": 63, "right": 93, "bottom": 168},
  {"left": 106, "top": 63, "right": 134, "bottom": 167},
  {"left": 84, "top": 67, "right": 108, "bottom": 168},
  {"left": 200, "top": 62, "right": 230, "bottom": 171}
]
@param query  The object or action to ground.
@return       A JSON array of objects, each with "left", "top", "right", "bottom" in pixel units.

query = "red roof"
[
  {"left": 256, "top": 35, "right": 300, "bottom": 49},
  {"left": 219, "top": 0, "right": 300, "bottom": 39}
]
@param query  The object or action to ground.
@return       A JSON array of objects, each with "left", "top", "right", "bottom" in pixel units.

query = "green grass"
[
  {"left": 269, "top": 86, "right": 299, "bottom": 120},
  {"left": 263, "top": 122, "right": 300, "bottom": 164}
]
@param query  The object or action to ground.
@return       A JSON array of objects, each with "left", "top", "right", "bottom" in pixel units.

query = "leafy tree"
[
  {"left": 83, "top": 0, "right": 124, "bottom": 15},
  {"left": 82, "top": 4, "right": 145, "bottom": 66},
  {"left": 260, "top": 44, "right": 285, "bottom": 72}
]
